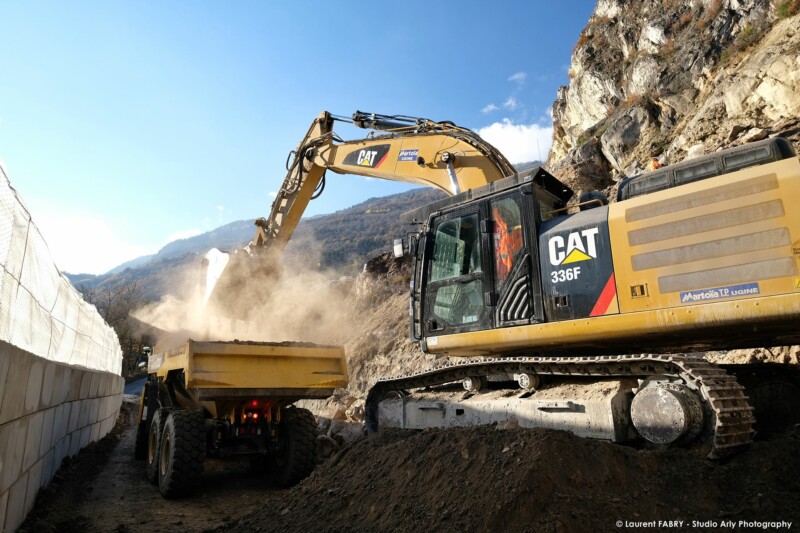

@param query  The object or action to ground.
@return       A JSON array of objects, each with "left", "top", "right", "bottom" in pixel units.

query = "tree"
[{"left": 81, "top": 280, "right": 154, "bottom": 377}]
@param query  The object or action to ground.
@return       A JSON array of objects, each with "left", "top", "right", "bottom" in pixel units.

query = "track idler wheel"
[
  {"left": 462, "top": 376, "right": 487, "bottom": 392},
  {"left": 516, "top": 373, "right": 540, "bottom": 391},
  {"left": 630, "top": 383, "right": 704, "bottom": 446}
]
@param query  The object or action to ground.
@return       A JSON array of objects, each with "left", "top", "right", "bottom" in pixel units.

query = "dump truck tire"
[
  {"left": 271, "top": 407, "right": 317, "bottom": 487},
  {"left": 146, "top": 408, "right": 171, "bottom": 484},
  {"left": 134, "top": 419, "right": 148, "bottom": 460},
  {"left": 158, "top": 410, "right": 206, "bottom": 499}
]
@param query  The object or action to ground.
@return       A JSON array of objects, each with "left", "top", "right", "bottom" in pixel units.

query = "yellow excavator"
[{"left": 205, "top": 111, "right": 800, "bottom": 461}]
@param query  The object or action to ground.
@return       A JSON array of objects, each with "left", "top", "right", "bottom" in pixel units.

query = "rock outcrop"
[{"left": 548, "top": 0, "right": 800, "bottom": 195}]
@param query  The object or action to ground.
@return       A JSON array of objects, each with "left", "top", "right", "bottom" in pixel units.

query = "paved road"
[{"left": 124, "top": 376, "right": 147, "bottom": 395}]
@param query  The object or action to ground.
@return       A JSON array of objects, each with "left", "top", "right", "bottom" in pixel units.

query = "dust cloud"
[{"left": 132, "top": 249, "right": 355, "bottom": 351}]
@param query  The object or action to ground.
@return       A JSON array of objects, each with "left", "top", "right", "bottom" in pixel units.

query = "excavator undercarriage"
[{"left": 367, "top": 355, "right": 800, "bottom": 458}]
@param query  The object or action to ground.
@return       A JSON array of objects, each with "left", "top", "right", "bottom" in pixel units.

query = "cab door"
[{"left": 423, "top": 207, "right": 493, "bottom": 336}]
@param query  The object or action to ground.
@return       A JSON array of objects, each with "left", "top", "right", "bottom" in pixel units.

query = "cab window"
[
  {"left": 491, "top": 197, "right": 524, "bottom": 285},
  {"left": 431, "top": 215, "right": 482, "bottom": 281},
  {"left": 428, "top": 213, "right": 484, "bottom": 327}
]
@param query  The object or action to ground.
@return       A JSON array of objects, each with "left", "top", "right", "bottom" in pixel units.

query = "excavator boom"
[
  {"left": 205, "top": 110, "right": 518, "bottom": 309},
  {"left": 253, "top": 111, "right": 515, "bottom": 253}
]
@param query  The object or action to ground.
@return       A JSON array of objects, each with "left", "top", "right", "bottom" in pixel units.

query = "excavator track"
[{"left": 365, "top": 354, "right": 754, "bottom": 458}]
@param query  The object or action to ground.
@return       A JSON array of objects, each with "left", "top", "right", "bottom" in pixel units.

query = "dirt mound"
[{"left": 225, "top": 426, "right": 800, "bottom": 533}]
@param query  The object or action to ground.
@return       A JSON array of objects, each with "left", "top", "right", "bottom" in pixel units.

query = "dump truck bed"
[{"left": 148, "top": 339, "right": 348, "bottom": 401}]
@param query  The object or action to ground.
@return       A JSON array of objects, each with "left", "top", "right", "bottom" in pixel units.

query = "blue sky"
[{"left": 0, "top": 1, "right": 596, "bottom": 274}]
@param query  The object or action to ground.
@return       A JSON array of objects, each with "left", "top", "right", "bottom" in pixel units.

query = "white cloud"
[
  {"left": 508, "top": 72, "right": 527, "bottom": 84},
  {"left": 481, "top": 103, "right": 498, "bottom": 114},
  {"left": 268, "top": 191, "right": 278, "bottom": 197},
  {"left": 30, "top": 209, "right": 154, "bottom": 275},
  {"left": 503, "top": 97, "right": 518, "bottom": 110},
  {"left": 216, "top": 205, "right": 224, "bottom": 211},
  {"left": 477, "top": 119, "right": 553, "bottom": 164}
]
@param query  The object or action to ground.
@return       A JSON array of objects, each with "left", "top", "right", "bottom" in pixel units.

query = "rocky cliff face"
[{"left": 548, "top": 0, "right": 800, "bottom": 195}]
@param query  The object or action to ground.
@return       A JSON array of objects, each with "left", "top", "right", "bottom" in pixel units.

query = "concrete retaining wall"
[{"left": 0, "top": 340, "right": 124, "bottom": 532}]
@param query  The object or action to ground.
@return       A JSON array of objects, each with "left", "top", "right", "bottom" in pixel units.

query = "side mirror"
[{"left": 393, "top": 238, "right": 405, "bottom": 258}]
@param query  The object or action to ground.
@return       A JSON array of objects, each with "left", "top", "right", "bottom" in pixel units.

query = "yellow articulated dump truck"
[{"left": 134, "top": 339, "right": 347, "bottom": 498}]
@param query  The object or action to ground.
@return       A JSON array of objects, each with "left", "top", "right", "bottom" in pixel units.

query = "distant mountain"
[
  {"left": 67, "top": 161, "right": 541, "bottom": 301},
  {"left": 65, "top": 187, "right": 446, "bottom": 300},
  {"left": 106, "top": 254, "right": 156, "bottom": 275}
]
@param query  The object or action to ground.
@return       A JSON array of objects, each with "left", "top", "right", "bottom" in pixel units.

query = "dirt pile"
[{"left": 224, "top": 426, "right": 800, "bottom": 533}]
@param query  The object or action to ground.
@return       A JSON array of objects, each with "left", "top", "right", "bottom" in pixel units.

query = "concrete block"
[
  {"left": 52, "top": 403, "right": 68, "bottom": 447},
  {"left": 39, "top": 361, "right": 56, "bottom": 410},
  {"left": 78, "top": 399, "right": 90, "bottom": 429},
  {"left": 68, "top": 431, "right": 81, "bottom": 457},
  {"left": 102, "top": 397, "right": 112, "bottom": 421},
  {"left": 97, "top": 396, "right": 107, "bottom": 422},
  {"left": 108, "top": 396, "right": 119, "bottom": 420},
  {"left": 79, "top": 426, "right": 90, "bottom": 449},
  {"left": 90, "top": 422, "right": 100, "bottom": 443},
  {"left": 89, "top": 398, "right": 100, "bottom": 425},
  {"left": 109, "top": 396, "right": 118, "bottom": 420},
  {"left": 0, "top": 424, "right": 11, "bottom": 496},
  {"left": 39, "top": 407, "right": 55, "bottom": 459},
  {"left": 55, "top": 436, "right": 69, "bottom": 467},
  {"left": 22, "top": 411, "right": 43, "bottom": 472},
  {"left": 110, "top": 376, "right": 121, "bottom": 395},
  {"left": 25, "top": 458, "right": 42, "bottom": 516},
  {"left": 111, "top": 394, "right": 122, "bottom": 417},
  {"left": 78, "top": 371, "right": 91, "bottom": 400},
  {"left": 99, "top": 417, "right": 111, "bottom": 437},
  {"left": 0, "top": 418, "right": 28, "bottom": 494},
  {"left": 97, "top": 374, "right": 107, "bottom": 397},
  {"left": 89, "top": 372, "right": 100, "bottom": 398},
  {"left": 42, "top": 449, "right": 55, "bottom": 488},
  {"left": 0, "top": 351, "right": 31, "bottom": 425},
  {"left": 0, "top": 488, "right": 8, "bottom": 533},
  {"left": 0, "top": 342, "right": 11, "bottom": 418},
  {"left": 55, "top": 365, "right": 70, "bottom": 404},
  {"left": 67, "top": 367, "right": 81, "bottom": 401},
  {"left": 67, "top": 401, "right": 80, "bottom": 434},
  {"left": 24, "top": 357, "right": 45, "bottom": 415},
  {"left": 5, "top": 473, "right": 27, "bottom": 533}
]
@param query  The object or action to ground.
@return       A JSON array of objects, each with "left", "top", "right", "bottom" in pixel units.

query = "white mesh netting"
[{"left": 0, "top": 162, "right": 122, "bottom": 374}]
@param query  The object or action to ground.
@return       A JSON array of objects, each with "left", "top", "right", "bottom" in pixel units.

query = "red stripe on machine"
[{"left": 590, "top": 274, "right": 617, "bottom": 317}]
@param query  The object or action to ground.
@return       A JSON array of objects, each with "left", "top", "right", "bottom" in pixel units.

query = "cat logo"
[
  {"left": 357, "top": 150, "right": 378, "bottom": 166},
  {"left": 548, "top": 228, "right": 600, "bottom": 266},
  {"left": 343, "top": 144, "right": 391, "bottom": 169}
]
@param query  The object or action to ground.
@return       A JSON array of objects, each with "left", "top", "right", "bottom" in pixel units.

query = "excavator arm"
[
  {"left": 251, "top": 110, "right": 515, "bottom": 254},
  {"left": 204, "top": 110, "right": 515, "bottom": 310}
]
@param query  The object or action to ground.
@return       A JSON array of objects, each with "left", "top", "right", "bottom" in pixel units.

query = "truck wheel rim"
[{"left": 160, "top": 433, "right": 171, "bottom": 477}]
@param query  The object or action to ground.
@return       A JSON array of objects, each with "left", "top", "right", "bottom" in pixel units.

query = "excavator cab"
[
  {"left": 405, "top": 137, "right": 800, "bottom": 359},
  {"left": 404, "top": 167, "right": 574, "bottom": 342}
]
